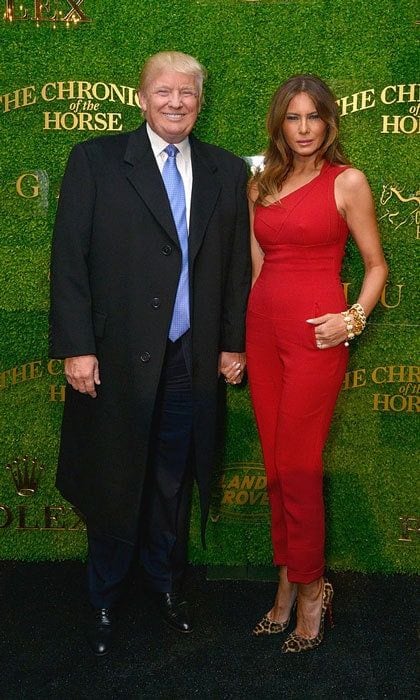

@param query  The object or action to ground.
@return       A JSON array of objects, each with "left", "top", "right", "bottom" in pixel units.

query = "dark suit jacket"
[{"left": 49, "top": 122, "right": 251, "bottom": 543}]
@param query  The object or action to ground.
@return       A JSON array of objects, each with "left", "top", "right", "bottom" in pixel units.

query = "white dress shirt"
[{"left": 146, "top": 123, "right": 193, "bottom": 229}]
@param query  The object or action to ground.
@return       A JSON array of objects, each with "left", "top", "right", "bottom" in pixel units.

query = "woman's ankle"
[{"left": 297, "top": 578, "right": 323, "bottom": 600}]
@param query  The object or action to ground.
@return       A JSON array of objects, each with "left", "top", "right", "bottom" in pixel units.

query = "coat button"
[
  {"left": 161, "top": 244, "right": 172, "bottom": 256},
  {"left": 151, "top": 297, "right": 161, "bottom": 309},
  {"left": 140, "top": 352, "right": 151, "bottom": 363}
]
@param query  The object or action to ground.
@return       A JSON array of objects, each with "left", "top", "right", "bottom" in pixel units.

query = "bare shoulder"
[
  {"left": 334, "top": 166, "right": 375, "bottom": 217},
  {"left": 335, "top": 167, "right": 370, "bottom": 195}
]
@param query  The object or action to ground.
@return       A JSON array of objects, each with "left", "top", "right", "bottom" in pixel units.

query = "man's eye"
[{"left": 156, "top": 90, "right": 169, "bottom": 96}]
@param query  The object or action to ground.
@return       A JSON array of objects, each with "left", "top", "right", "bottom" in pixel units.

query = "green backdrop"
[{"left": 0, "top": 0, "right": 418, "bottom": 573}]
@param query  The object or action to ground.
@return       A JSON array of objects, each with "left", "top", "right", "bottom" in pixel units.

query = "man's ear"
[{"left": 138, "top": 90, "right": 147, "bottom": 113}]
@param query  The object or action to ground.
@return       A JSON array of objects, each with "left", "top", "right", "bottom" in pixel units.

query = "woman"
[{"left": 246, "top": 75, "right": 388, "bottom": 653}]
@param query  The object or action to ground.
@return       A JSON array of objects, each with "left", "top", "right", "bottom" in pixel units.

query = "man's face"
[{"left": 139, "top": 70, "right": 200, "bottom": 143}]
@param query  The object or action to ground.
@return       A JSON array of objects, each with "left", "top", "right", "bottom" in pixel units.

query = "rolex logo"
[
  {"left": 4, "top": 1, "right": 91, "bottom": 25},
  {"left": 6, "top": 456, "right": 44, "bottom": 496}
]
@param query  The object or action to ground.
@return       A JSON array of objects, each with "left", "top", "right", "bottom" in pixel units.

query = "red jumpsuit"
[{"left": 246, "top": 162, "right": 350, "bottom": 584}]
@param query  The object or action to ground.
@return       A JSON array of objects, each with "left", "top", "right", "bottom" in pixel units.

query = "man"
[{"left": 49, "top": 51, "right": 250, "bottom": 655}]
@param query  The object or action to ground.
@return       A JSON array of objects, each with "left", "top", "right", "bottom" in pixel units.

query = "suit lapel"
[
  {"left": 123, "top": 126, "right": 222, "bottom": 255},
  {"left": 123, "top": 125, "right": 179, "bottom": 245},
  {"left": 189, "top": 136, "right": 221, "bottom": 263}
]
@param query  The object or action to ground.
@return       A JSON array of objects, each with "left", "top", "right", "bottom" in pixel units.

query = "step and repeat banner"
[{"left": 0, "top": 0, "right": 418, "bottom": 572}]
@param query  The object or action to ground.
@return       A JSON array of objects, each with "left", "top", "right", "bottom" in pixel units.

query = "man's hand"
[
  {"left": 218, "top": 351, "right": 246, "bottom": 385},
  {"left": 64, "top": 355, "right": 100, "bottom": 398}
]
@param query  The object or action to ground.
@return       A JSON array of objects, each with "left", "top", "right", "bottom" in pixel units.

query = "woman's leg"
[
  {"left": 246, "top": 311, "right": 288, "bottom": 567},
  {"left": 269, "top": 565, "right": 297, "bottom": 622},
  {"left": 273, "top": 335, "right": 348, "bottom": 583}
]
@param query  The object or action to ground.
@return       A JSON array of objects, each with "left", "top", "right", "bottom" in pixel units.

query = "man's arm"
[
  {"left": 219, "top": 159, "right": 251, "bottom": 382},
  {"left": 219, "top": 159, "right": 251, "bottom": 351},
  {"left": 49, "top": 143, "right": 98, "bottom": 360}
]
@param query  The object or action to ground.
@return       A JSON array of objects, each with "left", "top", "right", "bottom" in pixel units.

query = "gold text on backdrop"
[{"left": 4, "top": 0, "right": 90, "bottom": 24}]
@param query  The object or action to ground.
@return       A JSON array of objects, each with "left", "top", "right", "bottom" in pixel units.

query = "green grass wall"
[{"left": 0, "top": 0, "right": 418, "bottom": 572}]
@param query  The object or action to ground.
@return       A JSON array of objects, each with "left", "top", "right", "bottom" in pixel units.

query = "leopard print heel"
[
  {"left": 252, "top": 602, "right": 296, "bottom": 636},
  {"left": 281, "top": 579, "right": 334, "bottom": 653}
]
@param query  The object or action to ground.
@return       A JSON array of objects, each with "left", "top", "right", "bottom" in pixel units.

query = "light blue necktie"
[{"left": 162, "top": 144, "right": 190, "bottom": 342}]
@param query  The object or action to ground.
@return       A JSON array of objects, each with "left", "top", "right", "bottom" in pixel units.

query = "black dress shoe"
[
  {"left": 156, "top": 593, "right": 193, "bottom": 633},
  {"left": 86, "top": 607, "right": 114, "bottom": 656}
]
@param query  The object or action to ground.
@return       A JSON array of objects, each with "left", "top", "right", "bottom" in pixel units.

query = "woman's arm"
[
  {"left": 248, "top": 185, "right": 265, "bottom": 286},
  {"left": 307, "top": 168, "right": 388, "bottom": 348},
  {"left": 337, "top": 168, "right": 388, "bottom": 316}
]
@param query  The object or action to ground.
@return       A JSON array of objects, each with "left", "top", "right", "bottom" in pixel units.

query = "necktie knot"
[{"left": 165, "top": 144, "right": 179, "bottom": 158}]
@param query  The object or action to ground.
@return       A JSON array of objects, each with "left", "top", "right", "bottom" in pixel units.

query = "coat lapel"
[
  {"left": 123, "top": 126, "right": 222, "bottom": 255},
  {"left": 123, "top": 125, "right": 179, "bottom": 245},
  {"left": 189, "top": 136, "right": 221, "bottom": 263}
]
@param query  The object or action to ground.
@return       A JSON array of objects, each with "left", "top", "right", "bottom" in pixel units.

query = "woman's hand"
[
  {"left": 306, "top": 313, "right": 348, "bottom": 349},
  {"left": 218, "top": 351, "right": 246, "bottom": 384}
]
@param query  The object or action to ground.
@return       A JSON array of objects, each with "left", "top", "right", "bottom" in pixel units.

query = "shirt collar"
[{"left": 146, "top": 122, "right": 191, "bottom": 161}]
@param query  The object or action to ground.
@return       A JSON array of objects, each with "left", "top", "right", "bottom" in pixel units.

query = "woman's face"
[{"left": 282, "top": 92, "right": 328, "bottom": 159}]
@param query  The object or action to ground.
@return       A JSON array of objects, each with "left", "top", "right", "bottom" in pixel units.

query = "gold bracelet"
[
  {"left": 341, "top": 312, "right": 355, "bottom": 346},
  {"left": 341, "top": 303, "right": 367, "bottom": 346},
  {"left": 341, "top": 303, "right": 366, "bottom": 348},
  {"left": 348, "top": 310, "right": 364, "bottom": 336},
  {"left": 350, "top": 303, "right": 367, "bottom": 329}
]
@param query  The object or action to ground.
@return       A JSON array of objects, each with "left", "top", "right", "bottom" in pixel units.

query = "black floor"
[{"left": 0, "top": 562, "right": 418, "bottom": 699}]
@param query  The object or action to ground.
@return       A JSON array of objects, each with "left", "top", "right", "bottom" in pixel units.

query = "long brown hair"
[{"left": 252, "top": 74, "right": 349, "bottom": 206}]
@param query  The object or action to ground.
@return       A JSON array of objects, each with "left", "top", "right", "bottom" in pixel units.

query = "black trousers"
[{"left": 87, "top": 332, "right": 193, "bottom": 609}]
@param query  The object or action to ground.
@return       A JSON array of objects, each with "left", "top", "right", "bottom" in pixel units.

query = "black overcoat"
[{"left": 49, "top": 123, "right": 250, "bottom": 543}]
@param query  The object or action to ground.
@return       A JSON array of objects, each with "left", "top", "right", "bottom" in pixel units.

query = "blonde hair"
[
  {"left": 138, "top": 51, "right": 207, "bottom": 107},
  {"left": 253, "top": 74, "right": 349, "bottom": 206}
]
